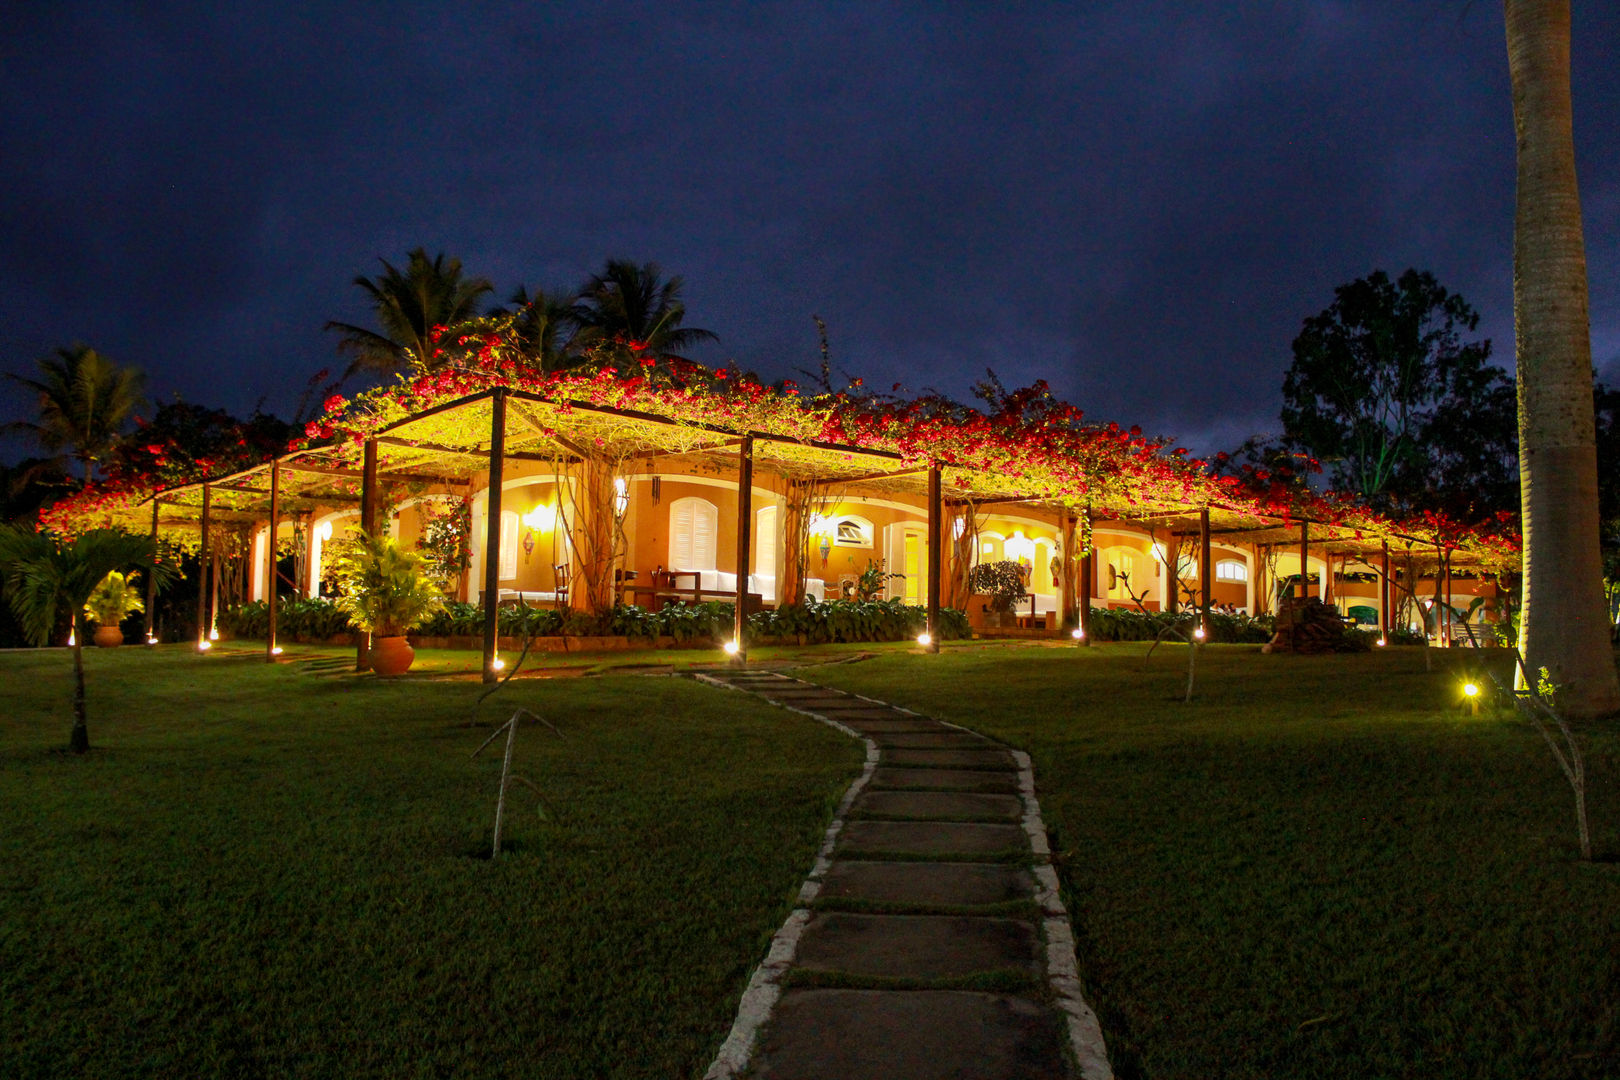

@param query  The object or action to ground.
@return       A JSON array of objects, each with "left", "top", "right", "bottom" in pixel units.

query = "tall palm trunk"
[
  {"left": 1506, "top": 0, "right": 1620, "bottom": 716},
  {"left": 70, "top": 614, "right": 89, "bottom": 754}
]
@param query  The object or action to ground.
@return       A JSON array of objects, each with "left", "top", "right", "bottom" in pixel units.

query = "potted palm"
[
  {"left": 332, "top": 531, "right": 444, "bottom": 676},
  {"left": 84, "top": 570, "right": 143, "bottom": 647}
]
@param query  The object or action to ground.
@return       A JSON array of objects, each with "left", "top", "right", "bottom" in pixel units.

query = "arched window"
[
  {"left": 1215, "top": 559, "right": 1248, "bottom": 583},
  {"left": 669, "top": 497, "right": 718, "bottom": 571}
]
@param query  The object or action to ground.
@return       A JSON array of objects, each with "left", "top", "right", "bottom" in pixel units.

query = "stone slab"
[
  {"left": 752, "top": 989, "right": 1073, "bottom": 1080},
  {"left": 883, "top": 748, "right": 1018, "bottom": 769},
  {"left": 838, "top": 820, "right": 1028, "bottom": 857},
  {"left": 819, "top": 860, "right": 1035, "bottom": 907},
  {"left": 870, "top": 731, "right": 993, "bottom": 749},
  {"left": 854, "top": 790, "right": 1024, "bottom": 821},
  {"left": 795, "top": 912, "right": 1039, "bottom": 979},
  {"left": 871, "top": 767, "right": 1022, "bottom": 793},
  {"left": 831, "top": 719, "right": 943, "bottom": 734}
]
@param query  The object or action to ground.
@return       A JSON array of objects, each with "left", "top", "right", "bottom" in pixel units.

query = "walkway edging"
[{"left": 695, "top": 669, "right": 1113, "bottom": 1080}]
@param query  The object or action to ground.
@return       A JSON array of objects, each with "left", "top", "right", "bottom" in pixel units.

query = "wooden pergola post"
[
  {"left": 1077, "top": 507, "right": 1093, "bottom": 646},
  {"left": 265, "top": 465, "right": 279, "bottom": 661},
  {"left": 481, "top": 390, "right": 508, "bottom": 683},
  {"left": 1060, "top": 513, "right": 1079, "bottom": 631},
  {"left": 145, "top": 499, "right": 159, "bottom": 644},
  {"left": 356, "top": 437, "right": 378, "bottom": 671},
  {"left": 196, "top": 485, "right": 211, "bottom": 652},
  {"left": 1380, "top": 541, "right": 1392, "bottom": 643},
  {"left": 1199, "top": 506, "right": 1212, "bottom": 638},
  {"left": 926, "top": 463, "right": 942, "bottom": 653},
  {"left": 1441, "top": 544, "right": 1453, "bottom": 647},
  {"left": 731, "top": 435, "right": 754, "bottom": 664},
  {"left": 1298, "top": 521, "right": 1310, "bottom": 601}
]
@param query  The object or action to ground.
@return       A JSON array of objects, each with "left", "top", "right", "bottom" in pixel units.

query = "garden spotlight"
[
  {"left": 1071, "top": 628, "right": 1084, "bottom": 641},
  {"left": 197, "top": 640, "right": 211, "bottom": 652},
  {"left": 916, "top": 632, "right": 932, "bottom": 647},
  {"left": 270, "top": 646, "right": 283, "bottom": 656},
  {"left": 491, "top": 657, "right": 505, "bottom": 671},
  {"left": 722, "top": 640, "right": 740, "bottom": 656},
  {"left": 1194, "top": 627, "right": 1206, "bottom": 640}
]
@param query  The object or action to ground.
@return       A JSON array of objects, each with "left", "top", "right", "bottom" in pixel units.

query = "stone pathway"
[{"left": 697, "top": 669, "right": 1111, "bottom": 1080}]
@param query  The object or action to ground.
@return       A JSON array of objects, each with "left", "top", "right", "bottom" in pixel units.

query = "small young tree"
[{"left": 0, "top": 527, "right": 171, "bottom": 753}]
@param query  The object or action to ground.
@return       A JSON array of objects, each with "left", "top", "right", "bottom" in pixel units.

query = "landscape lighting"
[
  {"left": 1194, "top": 627, "right": 1206, "bottom": 640},
  {"left": 491, "top": 657, "right": 505, "bottom": 671},
  {"left": 209, "top": 627, "right": 219, "bottom": 641},
  {"left": 1463, "top": 682, "right": 1479, "bottom": 698},
  {"left": 146, "top": 635, "right": 158, "bottom": 646},
  {"left": 1071, "top": 628, "right": 1084, "bottom": 640},
  {"left": 722, "top": 640, "right": 740, "bottom": 656},
  {"left": 1377, "top": 637, "right": 1387, "bottom": 647},
  {"left": 916, "top": 632, "right": 932, "bottom": 647},
  {"left": 270, "top": 646, "right": 283, "bottom": 656},
  {"left": 197, "top": 640, "right": 211, "bottom": 652}
]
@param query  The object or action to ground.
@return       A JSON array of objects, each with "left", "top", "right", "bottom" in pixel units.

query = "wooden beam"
[
  {"left": 624, "top": 437, "right": 745, "bottom": 465},
  {"left": 358, "top": 438, "right": 378, "bottom": 672},
  {"left": 1078, "top": 508, "right": 1093, "bottom": 645},
  {"left": 1298, "top": 521, "right": 1309, "bottom": 601},
  {"left": 282, "top": 460, "right": 467, "bottom": 487},
  {"left": 832, "top": 464, "right": 930, "bottom": 487},
  {"left": 266, "top": 464, "right": 280, "bottom": 662},
  {"left": 481, "top": 391, "right": 507, "bottom": 684},
  {"left": 926, "top": 464, "right": 942, "bottom": 653},
  {"left": 374, "top": 388, "right": 495, "bottom": 438},
  {"left": 1199, "top": 506, "right": 1212, "bottom": 637},
  {"left": 373, "top": 435, "right": 570, "bottom": 464},
  {"left": 144, "top": 499, "right": 158, "bottom": 643},
  {"left": 196, "top": 484, "right": 211, "bottom": 651},
  {"left": 732, "top": 436, "right": 754, "bottom": 664}
]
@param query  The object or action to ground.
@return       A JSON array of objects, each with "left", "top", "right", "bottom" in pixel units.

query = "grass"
[
  {"left": 0, "top": 644, "right": 862, "bottom": 1079},
  {"left": 806, "top": 641, "right": 1620, "bottom": 1080}
]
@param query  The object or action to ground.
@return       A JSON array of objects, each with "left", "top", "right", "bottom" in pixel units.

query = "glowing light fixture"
[
  {"left": 317, "top": 520, "right": 334, "bottom": 541},
  {"left": 209, "top": 627, "right": 219, "bottom": 641},
  {"left": 523, "top": 504, "right": 557, "bottom": 532},
  {"left": 146, "top": 635, "right": 159, "bottom": 646},
  {"left": 197, "top": 640, "right": 212, "bottom": 652},
  {"left": 722, "top": 640, "right": 740, "bottom": 656},
  {"left": 1071, "top": 628, "right": 1084, "bottom": 640},
  {"left": 491, "top": 657, "right": 506, "bottom": 671},
  {"left": 1194, "top": 627, "right": 1206, "bottom": 640},
  {"left": 1377, "top": 637, "right": 1387, "bottom": 647},
  {"left": 916, "top": 632, "right": 932, "bottom": 647},
  {"left": 67, "top": 629, "right": 76, "bottom": 646},
  {"left": 271, "top": 646, "right": 283, "bottom": 656},
  {"left": 1463, "top": 682, "right": 1479, "bottom": 698},
  {"left": 614, "top": 477, "right": 629, "bottom": 518}
]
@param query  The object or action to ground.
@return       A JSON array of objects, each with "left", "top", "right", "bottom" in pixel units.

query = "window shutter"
[
  {"left": 499, "top": 511, "right": 519, "bottom": 579},
  {"left": 670, "top": 497, "right": 718, "bottom": 571},
  {"left": 756, "top": 506, "right": 777, "bottom": 581},
  {"left": 693, "top": 501, "right": 717, "bottom": 571}
]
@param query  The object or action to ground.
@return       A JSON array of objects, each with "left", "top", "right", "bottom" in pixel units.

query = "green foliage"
[
  {"left": 967, "top": 560, "right": 1029, "bottom": 611},
  {"left": 83, "top": 570, "right": 144, "bottom": 627},
  {"left": 330, "top": 531, "right": 444, "bottom": 636},
  {"left": 415, "top": 497, "right": 473, "bottom": 581},
  {"left": 0, "top": 526, "right": 168, "bottom": 646},
  {"left": 1280, "top": 268, "right": 1514, "bottom": 517},
  {"left": 1085, "top": 606, "right": 1274, "bottom": 644},
  {"left": 5, "top": 345, "right": 146, "bottom": 485},
  {"left": 748, "top": 599, "right": 970, "bottom": 644},
  {"left": 854, "top": 558, "right": 900, "bottom": 602}
]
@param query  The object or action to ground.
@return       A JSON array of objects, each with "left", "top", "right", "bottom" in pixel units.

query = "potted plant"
[
  {"left": 967, "top": 560, "right": 1029, "bottom": 627},
  {"left": 332, "top": 531, "right": 444, "bottom": 676},
  {"left": 84, "top": 570, "right": 143, "bottom": 647}
]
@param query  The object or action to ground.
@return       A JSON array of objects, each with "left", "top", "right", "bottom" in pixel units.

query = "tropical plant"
[
  {"left": 0, "top": 527, "right": 169, "bottom": 753},
  {"left": 967, "top": 560, "right": 1029, "bottom": 612},
  {"left": 330, "top": 531, "right": 445, "bottom": 637},
  {"left": 416, "top": 497, "right": 473, "bottom": 583},
  {"left": 494, "top": 284, "right": 581, "bottom": 372},
  {"left": 5, "top": 345, "right": 146, "bottom": 487},
  {"left": 854, "top": 558, "right": 900, "bottom": 602},
  {"left": 1504, "top": 0, "right": 1620, "bottom": 716},
  {"left": 570, "top": 260, "right": 717, "bottom": 365},
  {"left": 324, "top": 249, "right": 494, "bottom": 378},
  {"left": 84, "top": 570, "right": 143, "bottom": 627}
]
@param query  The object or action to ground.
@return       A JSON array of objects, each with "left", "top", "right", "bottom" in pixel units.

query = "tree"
[
  {"left": 493, "top": 284, "right": 580, "bottom": 372},
  {"left": 111, "top": 400, "right": 297, "bottom": 489},
  {"left": 1505, "top": 0, "right": 1619, "bottom": 716},
  {"left": 324, "top": 249, "right": 494, "bottom": 377},
  {"left": 570, "top": 260, "right": 717, "bottom": 365},
  {"left": 5, "top": 345, "right": 146, "bottom": 487},
  {"left": 1279, "top": 269, "right": 1510, "bottom": 515},
  {"left": 0, "top": 527, "right": 170, "bottom": 753}
]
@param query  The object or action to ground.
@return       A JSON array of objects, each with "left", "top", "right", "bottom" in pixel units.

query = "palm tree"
[
  {"left": 570, "top": 260, "right": 717, "bottom": 365},
  {"left": 494, "top": 284, "right": 581, "bottom": 373},
  {"left": 324, "top": 248, "right": 494, "bottom": 377},
  {"left": 5, "top": 346, "right": 145, "bottom": 487},
  {"left": 0, "top": 527, "right": 172, "bottom": 753},
  {"left": 1505, "top": 0, "right": 1620, "bottom": 717}
]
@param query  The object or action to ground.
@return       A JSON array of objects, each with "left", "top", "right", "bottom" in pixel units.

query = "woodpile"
[{"left": 1263, "top": 596, "right": 1359, "bottom": 654}]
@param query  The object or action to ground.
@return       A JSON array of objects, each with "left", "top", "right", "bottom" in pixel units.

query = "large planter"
[
  {"left": 93, "top": 625, "right": 124, "bottom": 648},
  {"left": 370, "top": 635, "right": 415, "bottom": 676}
]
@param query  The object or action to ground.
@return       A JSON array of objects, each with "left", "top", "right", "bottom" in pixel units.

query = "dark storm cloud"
[{"left": 3, "top": 1, "right": 1618, "bottom": 462}]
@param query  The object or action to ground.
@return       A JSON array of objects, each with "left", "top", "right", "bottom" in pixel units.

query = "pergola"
[{"left": 76, "top": 375, "right": 1513, "bottom": 678}]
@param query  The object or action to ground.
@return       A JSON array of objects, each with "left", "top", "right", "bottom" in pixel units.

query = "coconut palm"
[
  {"left": 570, "top": 260, "right": 717, "bottom": 365},
  {"left": 0, "top": 527, "right": 172, "bottom": 753},
  {"left": 5, "top": 346, "right": 145, "bottom": 487},
  {"left": 494, "top": 284, "right": 581, "bottom": 373},
  {"left": 1505, "top": 0, "right": 1620, "bottom": 716},
  {"left": 324, "top": 248, "right": 494, "bottom": 377}
]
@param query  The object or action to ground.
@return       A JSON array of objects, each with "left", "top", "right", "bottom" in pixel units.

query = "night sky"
[{"left": 4, "top": 2, "right": 1618, "bottom": 464}]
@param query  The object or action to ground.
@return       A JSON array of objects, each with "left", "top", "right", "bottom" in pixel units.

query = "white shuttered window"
[{"left": 669, "top": 497, "right": 718, "bottom": 571}]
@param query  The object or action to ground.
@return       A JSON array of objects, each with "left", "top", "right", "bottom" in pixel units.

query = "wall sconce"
[
  {"left": 614, "top": 477, "right": 629, "bottom": 519},
  {"left": 316, "top": 520, "right": 334, "bottom": 542},
  {"left": 522, "top": 504, "right": 556, "bottom": 563}
]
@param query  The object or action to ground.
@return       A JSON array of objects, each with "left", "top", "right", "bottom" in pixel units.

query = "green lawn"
[
  {"left": 0, "top": 644, "right": 862, "bottom": 1079},
  {"left": 806, "top": 642, "right": 1620, "bottom": 1080}
]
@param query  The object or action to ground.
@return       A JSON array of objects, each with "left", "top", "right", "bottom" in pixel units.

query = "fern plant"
[
  {"left": 84, "top": 569, "right": 144, "bottom": 626},
  {"left": 331, "top": 531, "right": 445, "bottom": 636}
]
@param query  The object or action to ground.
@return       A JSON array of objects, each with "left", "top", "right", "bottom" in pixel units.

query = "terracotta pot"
[
  {"left": 93, "top": 625, "right": 124, "bottom": 648},
  {"left": 370, "top": 635, "right": 415, "bottom": 676}
]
